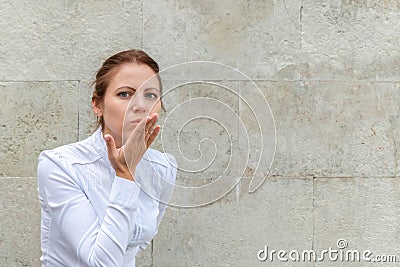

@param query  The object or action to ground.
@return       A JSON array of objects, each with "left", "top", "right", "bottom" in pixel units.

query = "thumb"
[{"left": 104, "top": 134, "right": 117, "bottom": 160}]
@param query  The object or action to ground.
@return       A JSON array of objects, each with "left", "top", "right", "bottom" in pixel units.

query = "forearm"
[
  {"left": 76, "top": 177, "right": 140, "bottom": 266},
  {"left": 38, "top": 152, "right": 141, "bottom": 266}
]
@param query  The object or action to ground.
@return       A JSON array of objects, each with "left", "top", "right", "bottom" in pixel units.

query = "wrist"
[{"left": 115, "top": 169, "right": 135, "bottom": 181}]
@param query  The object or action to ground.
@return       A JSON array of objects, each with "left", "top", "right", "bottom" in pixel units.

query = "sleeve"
[
  {"left": 37, "top": 150, "right": 141, "bottom": 267},
  {"left": 138, "top": 154, "right": 177, "bottom": 251}
]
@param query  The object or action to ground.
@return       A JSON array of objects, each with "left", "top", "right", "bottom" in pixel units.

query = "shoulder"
[
  {"left": 142, "top": 149, "right": 177, "bottom": 183},
  {"left": 38, "top": 136, "right": 101, "bottom": 167},
  {"left": 144, "top": 149, "right": 176, "bottom": 168},
  {"left": 37, "top": 136, "right": 103, "bottom": 193}
]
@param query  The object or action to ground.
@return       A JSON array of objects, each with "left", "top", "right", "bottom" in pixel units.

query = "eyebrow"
[
  {"left": 116, "top": 86, "right": 160, "bottom": 91},
  {"left": 143, "top": 87, "right": 160, "bottom": 92}
]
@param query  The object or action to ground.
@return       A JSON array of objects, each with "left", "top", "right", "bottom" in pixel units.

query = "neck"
[{"left": 101, "top": 129, "right": 123, "bottom": 149}]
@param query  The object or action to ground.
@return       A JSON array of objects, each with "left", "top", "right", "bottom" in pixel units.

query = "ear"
[{"left": 92, "top": 94, "right": 103, "bottom": 116}]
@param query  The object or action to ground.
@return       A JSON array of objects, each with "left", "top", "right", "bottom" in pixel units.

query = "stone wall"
[{"left": 1, "top": 0, "right": 399, "bottom": 266}]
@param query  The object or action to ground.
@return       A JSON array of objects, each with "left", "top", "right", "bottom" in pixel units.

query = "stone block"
[
  {"left": 135, "top": 243, "right": 153, "bottom": 267},
  {"left": 78, "top": 80, "right": 98, "bottom": 141},
  {"left": 393, "top": 82, "right": 400, "bottom": 177},
  {"left": 314, "top": 177, "right": 400, "bottom": 266},
  {"left": 0, "top": 177, "right": 41, "bottom": 267},
  {"left": 301, "top": 0, "right": 400, "bottom": 81},
  {"left": 239, "top": 81, "right": 398, "bottom": 179},
  {"left": 143, "top": 0, "right": 302, "bottom": 80},
  {"left": 238, "top": 80, "right": 276, "bottom": 192},
  {"left": 0, "top": 81, "right": 79, "bottom": 177},
  {"left": 154, "top": 81, "right": 240, "bottom": 182},
  {"left": 153, "top": 178, "right": 313, "bottom": 266},
  {"left": 0, "top": 0, "right": 142, "bottom": 81}
]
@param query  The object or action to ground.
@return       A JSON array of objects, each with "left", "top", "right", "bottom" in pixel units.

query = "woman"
[{"left": 37, "top": 49, "right": 177, "bottom": 266}]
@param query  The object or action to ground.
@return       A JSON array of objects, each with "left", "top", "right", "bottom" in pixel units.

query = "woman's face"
[{"left": 94, "top": 63, "right": 162, "bottom": 147}]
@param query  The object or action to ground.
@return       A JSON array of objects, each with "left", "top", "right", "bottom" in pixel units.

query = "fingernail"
[{"left": 104, "top": 135, "right": 110, "bottom": 141}]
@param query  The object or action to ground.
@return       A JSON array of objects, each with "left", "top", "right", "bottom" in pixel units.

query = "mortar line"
[
  {"left": 77, "top": 80, "right": 81, "bottom": 142},
  {"left": 299, "top": 0, "right": 304, "bottom": 83},
  {"left": 312, "top": 176, "right": 315, "bottom": 267},
  {"left": 151, "top": 240, "right": 154, "bottom": 267},
  {"left": 391, "top": 117, "right": 399, "bottom": 175},
  {"left": 0, "top": 79, "right": 81, "bottom": 83},
  {"left": 4, "top": 176, "right": 397, "bottom": 179},
  {"left": 0, "top": 177, "right": 37, "bottom": 179},
  {"left": 268, "top": 175, "right": 400, "bottom": 179},
  {"left": 156, "top": 79, "right": 400, "bottom": 83},
  {"left": 141, "top": 0, "right": 144, "bottom": 48}
]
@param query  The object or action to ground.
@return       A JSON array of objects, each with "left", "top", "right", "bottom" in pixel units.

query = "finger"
[
  {"left": 144, "top": 114, "right": 158, "bottom": 141},
  {"left": 146, "top": 125, "right": 160, "bottom": 147},
  {"left": 137, "top": 114, "right": 156, "bottom": 134},
  {"left": 147, "top": 118, "right": 158, "bottom": 137},
  {"left": 104, "top": 134, "right": 118, "bottom": 161},
  {"left": 147, "top": 125, "right": 161, "bottom": 147},
  {"left": 125, "top": 114, "right": 158, "bottom": 146},
  {"left": 127, "top": 116, "right": 149, "bottom": 143},
  {"left": 145, "top": 114, "right": 159, "bottom": 137},
  {"left": 145, "top": 113, "right": 158, "bottom": 133}
]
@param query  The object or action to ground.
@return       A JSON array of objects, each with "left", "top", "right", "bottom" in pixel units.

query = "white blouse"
[{"left": 37, "top": 127, "right": 177, "bottom": 267}]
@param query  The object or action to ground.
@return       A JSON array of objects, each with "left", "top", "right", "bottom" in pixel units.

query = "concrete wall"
[{"left": 1, "top": 0, "right": 399, "bottom": 266}]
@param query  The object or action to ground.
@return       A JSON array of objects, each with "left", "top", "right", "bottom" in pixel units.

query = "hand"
[{"left": 104, "top": 113, "right": 161, "bottom": 181}]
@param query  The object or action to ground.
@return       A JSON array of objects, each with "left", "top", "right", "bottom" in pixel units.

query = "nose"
[{"left": 131, "top": 94, "right": 146, "bottom": 113}]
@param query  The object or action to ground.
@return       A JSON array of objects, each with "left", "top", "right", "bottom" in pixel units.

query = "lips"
[{"left": 130, "top": 118, "right": 143, "bottom": 124}]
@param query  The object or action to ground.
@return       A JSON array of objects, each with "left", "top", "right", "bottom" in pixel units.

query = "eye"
[
  {"left": 118, "top": 92, "right": 131, "bottom": 98},
  {"left": 145, "top": 92, "right": 159, "bottom": 99}
]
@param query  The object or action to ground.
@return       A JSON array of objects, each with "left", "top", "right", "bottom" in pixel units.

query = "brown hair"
[{"left": 92, "top": 49, "right": 164, "bottom": 130}]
